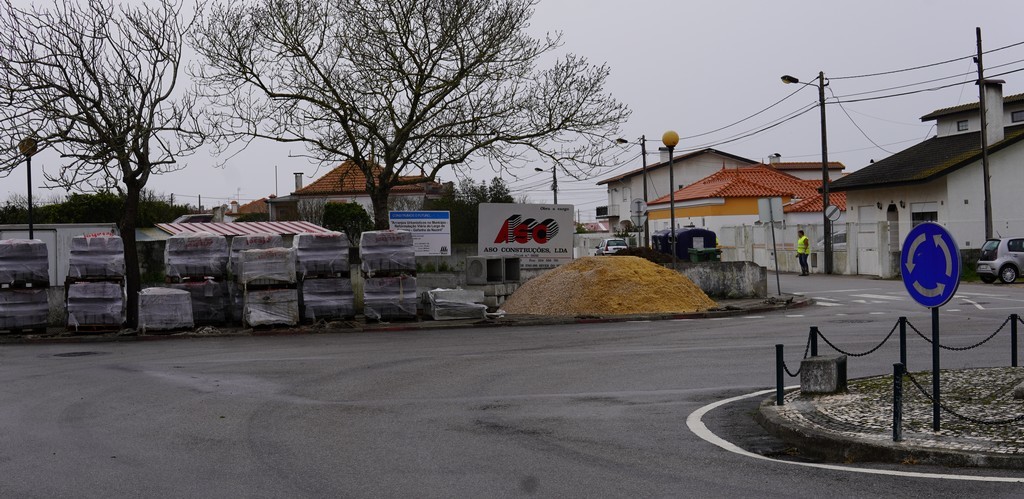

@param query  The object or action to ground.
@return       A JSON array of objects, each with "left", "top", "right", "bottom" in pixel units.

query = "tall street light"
[
  {"left": 616, "top": 135, "right": 649, "bottom": 247},
  {"left": 534, "top": 167, "right": 557, "bottom": 204},
  {"left": 662, "top": 130, "right": 679, "bottom": 268},
  {"left": 17, "top": 137, "right": 38, "bottom": 240},
  {"left": 782, "top": 72, "right": 832, "bottom": 274}
]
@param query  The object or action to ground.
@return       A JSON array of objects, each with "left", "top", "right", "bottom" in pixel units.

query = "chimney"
[
  {"left": 983, "top": 79, "right": 1005, "bottom": 143},
  {"left": 294, "top": 172, "right": 304, "bottom": 191},
  {"left": 230, "top": 200, "right": 239, "bottom": 214},
  {"left": 768, "top": 153, "right": 782, "bottom": 165}
]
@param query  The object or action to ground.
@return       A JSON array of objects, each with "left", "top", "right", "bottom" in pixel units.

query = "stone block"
[
  {"left": 799, "top": 355, "right": 847, "bottom": 394},
  {"left": 1014, "top": 382, "right": 1024, "bottom": 400}
]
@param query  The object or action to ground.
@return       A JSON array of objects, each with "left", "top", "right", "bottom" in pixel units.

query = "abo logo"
[{"left": 493, "top": 215, "right": 560, "bottom": 244}]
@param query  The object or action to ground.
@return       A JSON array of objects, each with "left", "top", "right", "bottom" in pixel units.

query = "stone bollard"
[
  {"left": 799, "top": 355, "right": 848, "bottom": 394},
  {"left": 1014, "top": 382, "right": 1024, "bottom": 400}
]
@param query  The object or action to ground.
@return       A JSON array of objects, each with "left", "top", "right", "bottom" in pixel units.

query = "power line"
[
  {"left": 828, "top": 87, "right": 895, "bottom": 154},
  {"left": 680, "top": 85, "right": 805, "bottom": 140},
  {"left": 830, "top": 39, "right": 1024, "bottom": 80}
]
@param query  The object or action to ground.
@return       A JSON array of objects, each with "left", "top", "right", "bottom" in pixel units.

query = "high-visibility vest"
[{"left": 797, "top": 235, "right": 810, "bottom": 254}]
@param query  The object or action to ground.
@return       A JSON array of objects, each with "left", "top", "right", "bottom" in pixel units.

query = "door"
[{"left": 856, "top": 205, "right": 879, "bottom": 276}]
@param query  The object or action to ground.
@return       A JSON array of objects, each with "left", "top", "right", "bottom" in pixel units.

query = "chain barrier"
[
  {"left": 816, "top": 321, "right": 899, "bottom": 357},
  {"left": 903, "top": 370, "right": 1024, "bottom": 425},
  {"left": 782, "top": 333, "right": 812, "bottom": 377},
  {"left": 906, "top": 316, "right": 1011, "bottom": 351},
  {"left": 1018, "top": 315, "right": 1024, "bottom": 326}
]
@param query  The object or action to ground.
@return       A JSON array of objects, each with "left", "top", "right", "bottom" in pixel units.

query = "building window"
[
  {"left": 957, "top": 120, "right": 968, "bottom": 131},
  {"left": 1013, "top": 110, "right": 1024, "bottom": 123}
]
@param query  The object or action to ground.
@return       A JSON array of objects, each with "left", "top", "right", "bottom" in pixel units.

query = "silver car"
[
  {"left": 595, "top": 238, "right": 628, "bottom": 256},
  {"left": 977, "top": 237, "right": 1024, "bottom": 283}
]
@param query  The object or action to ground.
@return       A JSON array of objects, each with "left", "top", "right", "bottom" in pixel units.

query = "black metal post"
[
  {"left": 818, "top": 71, "right": 832, "bottom": 275},
  {"left": 810, "top": 326, "right": 819, "bottom": 357},
  {"left": 667, "top": 145, "right": 676, "bottom": 267},
  {"left": 641, "top": 136, "right": 649, "bottom": 248},
  {"left": 1012, "top": 313, "right": 1018, "bottom": 368},
  {"left": 776, "top": 344, "right": 785, "bottom": 406},
  {"left": 899, "top": 316, "right": 907, "bottom": 368},
  {"left": 932, "top": 306, "right": 940, "bottom": 432},
  {"left": 26, "top": 154, "right": 33, "bottom": 240},
  {"left": 893, "top": 363, "right": 904, "bottom": 442}
]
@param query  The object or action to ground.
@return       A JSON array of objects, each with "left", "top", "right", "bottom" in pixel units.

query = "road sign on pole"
[{"left": 901, "top": 222, "right": 960, "bottom": 308}]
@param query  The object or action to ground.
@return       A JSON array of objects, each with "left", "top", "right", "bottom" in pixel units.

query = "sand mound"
[{"left": 501, "top": 256, "right": 717, "bottom": 316}]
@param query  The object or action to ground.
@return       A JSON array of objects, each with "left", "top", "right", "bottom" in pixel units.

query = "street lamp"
[
  {"left": 616, "top": 136, "right": 649, "bottom": 247},
  {"left": 662, "top": 130, "right": 679, "bottom": 268},
  {"left": 534, "top": 167, "right": 557, "bottom": 204},
  {"left": 782, "top": 72, "right": 832, "bottom": 274},
  {"left": 17, "top": 137, "right": 38, "bottom": 240}
]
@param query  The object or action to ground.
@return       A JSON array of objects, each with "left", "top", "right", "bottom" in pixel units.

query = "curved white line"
[{"left": 685, "top": 388, "right": 1024, "bottom": 483}]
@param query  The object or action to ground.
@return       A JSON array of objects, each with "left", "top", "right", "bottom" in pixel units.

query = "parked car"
[
  {"left": 977, "top": 237, "right": 1024, "bottom": 283},
  {"left": 595, "top": 238, "right": 628, "bottom": 256},
  {"left": 813, "top": 230, "right": 847, "bottom": 251}
]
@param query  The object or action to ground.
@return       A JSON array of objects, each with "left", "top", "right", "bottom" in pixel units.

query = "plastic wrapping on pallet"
[
  {"left": 0, "top": 239, "right": 49, "bottom": 284},
  {"left": 0, "top": 288, "right": 49, "bottom": 330},
  {"left": 67, "top": 281, "right": 125, "bottom": 327},
  {"left": 240, "top": 248, "right": 296, "bottom": 284},
  {"left": 165, "top": 232, "right": 229, "bottom": 279},
  {"left": 244, "top": 288, "right": 299, "bottom": 327},
  {"left": 69, "top": 235, "right": 126, "bottom": 278},
  {"left": 427, "top": 288, "right": 487, "bottom": 321},
  {"left": 300, "top": 278, "right": 355, "bottom": 321},
  {"left": 229, "top": 233, "right": 283, "bottom": 278},
  {"left": 168, "top": 280, "right": 231, "bottom": 325},
  {"left": 363, "top": 275, "right": 417, "bottom": 320},
  {"left": 138, "top": 287, "right": 194, "bottom": 331},
  {"left": 359, "top": 230, "right": 415, "bottom": 275},
  {"left": 293, "top": 232, "right": 349, "bottom": 277}
]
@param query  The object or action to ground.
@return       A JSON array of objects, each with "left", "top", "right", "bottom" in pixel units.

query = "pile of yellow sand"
[{"left": 501, "top": 256, "right": 717, "bottom": 316}]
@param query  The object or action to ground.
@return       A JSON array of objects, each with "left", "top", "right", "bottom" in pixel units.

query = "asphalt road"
[{"left": 3, "top": 273, "right": 1024, "bottom": 497}]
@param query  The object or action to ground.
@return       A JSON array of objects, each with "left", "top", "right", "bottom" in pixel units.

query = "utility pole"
[
  {"left": 818, "top": 71, "right": 832, "bottom": 275},
  {"left": 640, "top": 135, "right": 649, "bottom": 248},
  {"left": 977, "top": 27, "right": 994, "bottom": 240}
]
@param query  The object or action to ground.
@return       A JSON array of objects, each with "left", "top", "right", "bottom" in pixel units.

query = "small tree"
[
  {"left": 322, "top": 202, "right": 373, "bottom": 246},
  {"left": 297, "top": 197, "right": 328, "bottom": 226}
]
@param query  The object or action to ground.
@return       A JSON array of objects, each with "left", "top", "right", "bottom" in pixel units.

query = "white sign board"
[
  {"left": 757, "top": 197, "right": 784, "bottom": 223},
  {"left": 478, "top": 203, "right": 574, "bottom": 268},
  {"left": 389, "top": 211, "right": 451, "bottom": 256}
]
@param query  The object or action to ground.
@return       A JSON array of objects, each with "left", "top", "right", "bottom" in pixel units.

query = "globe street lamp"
[
  {"left": 782, "top": 72, "right": 832, "bottom": 274},
  {"left": 534, "top": 167, "right": 557, "bottom": 204},
  {"left": 662, "top": 130, "right": 679, "bottom": 268},
  {"left": 616, "top": 136, "right": 650, "bottom": 247},
  {"left": 17, "top": 137, "right": 38, "bottom": 240}
]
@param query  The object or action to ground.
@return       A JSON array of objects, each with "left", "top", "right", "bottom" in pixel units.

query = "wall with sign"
[
  {"left": 388, "top": 211, "right": 451, "bottom": 256},
  {"left": 477, "top": 203, "right": 574, "bottom": 268}
]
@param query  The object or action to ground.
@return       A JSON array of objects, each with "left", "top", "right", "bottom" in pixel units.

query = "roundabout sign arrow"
[{"left": 901, "top": 222, "right": 960, "bottom": 308}]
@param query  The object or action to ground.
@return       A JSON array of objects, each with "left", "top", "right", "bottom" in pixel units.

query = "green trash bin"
[
  {"left": 708, "top": 248, "right": 722, "bottom": 261},
  {"left": 688, "top": 248, "right": 704, "bottom": 263}
]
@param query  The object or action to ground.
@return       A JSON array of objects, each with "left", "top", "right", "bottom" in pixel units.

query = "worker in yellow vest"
[{"left": 796, "top": 230, "right": 810, "bottom": 276}]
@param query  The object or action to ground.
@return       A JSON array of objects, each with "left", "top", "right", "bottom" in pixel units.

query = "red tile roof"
[
  {"left": 769, "top": 161, "right": 845, "bottom": 172},
  {"left": 237, "top": 198, "right": 268, "bottom": 214},
  {"left": 784, "top": 187, "right": 847, "bottom": 213},
  {"left": 294, "top": 160, "right": 441, "bottom": 196},
  {"left": 648, "top": 166, "right": 844, "bottom": 212}
]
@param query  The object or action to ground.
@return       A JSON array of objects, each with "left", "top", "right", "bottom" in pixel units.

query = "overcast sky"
[{"left": 4, "top": 0, "right": 1023, "bottom": 222}]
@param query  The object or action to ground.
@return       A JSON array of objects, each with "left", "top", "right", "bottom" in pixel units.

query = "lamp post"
[
  {"left": 17, "top": 137, "right": 38, "bottom": 240},
  {"left": 782, "top": 72, "right": 832, "bottom": 274},
  {"left": 534, "top": 167, "right": 557, "bottom": 204},
  {"left": 662, "top": 130, "right": 679, "bottom": 268},
  {"left": 616, "top": 135, "right": 649, "bottom": 247}
]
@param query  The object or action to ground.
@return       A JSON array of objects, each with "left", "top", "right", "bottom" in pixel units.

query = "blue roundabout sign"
[{"left": 901, "top": 222, "right": 960, "bottom": 308}]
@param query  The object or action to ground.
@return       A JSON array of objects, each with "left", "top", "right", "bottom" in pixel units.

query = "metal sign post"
[
  {"left": 900, "top": 222, "right": 960, "bottom": 431},
  {"left": 758, "top": 198, "right": 783, "bottom": 295}
]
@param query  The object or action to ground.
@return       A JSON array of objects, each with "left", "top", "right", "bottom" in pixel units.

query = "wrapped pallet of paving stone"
[
  {"left": 363, "top": 275, "right": 417, "bottom": 320},
  {"left": 66, "top": 281, "right": 125, "bottom": 330},
  {"left": 168, "top": 279, "right": 231, "bottom": 325},
  {"left": 68, "top": 234, "right": 125, "bottom": 278},
  {"left": 0, "top": 288, "right": 49, "bottom": 331},
  {"left": 239, "top": 247, "right": 296, "bottom": 286},
  {"left": 427, "top": 288, "right": 488, "bottom": 321},
  {"left": 229, "top": 233, "right": 283, "bottom": 280},
  {"left": 244, "top": 288, "right": 299, "bottom": 327},
  {"left": 359, "top": 230, "right": 415, "bottom": 277},
  {"left": 0, "top": 239, "right": 49, "bottom": 286},
  {"left": 138, "top": 287, "right": 193, "bottom": 332},
  {"left": 165, "top": 232, "right": 229, "bottom": 281},
  {"left": 299, "top": 278, "right": 355, "bottom": 321},
  {"left": 293, "top": 231, "right": 349, "bottom": 278}
]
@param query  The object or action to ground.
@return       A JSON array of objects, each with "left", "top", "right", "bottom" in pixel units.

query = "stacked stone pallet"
[
  {"left": 65, "top": 235, "right": 125, "bottom": 332},
  {"left": 165, "top": 232, "right": 231, "bottom": 326},
  {"left": 137, "top": 288, "right": 193, "bottom": 333},
  {"left": 229, "top": 233, "right": 283, "bottom": 322},
  {"left": 0, "top": 239, "right": 50, "bottom": 333},
  {"left": 359, "top": 230, "right": 417, "bottom": 321},
  {"left": 293, "top": 232, "right": 354, "bottom": 322},
  {"left": 240, "top": 247, "right": 299, "bottom": 327}
]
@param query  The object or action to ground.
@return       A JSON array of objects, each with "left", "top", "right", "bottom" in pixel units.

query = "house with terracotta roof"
[
  {"left": 266, "top": 161, "right": 445, "bottom": 222},
  {"left": 829, "top": 80, "right": 1024, "bottom": 275},
  {"left": 645, "top": 164, "right": 846, "bottom": 235}
]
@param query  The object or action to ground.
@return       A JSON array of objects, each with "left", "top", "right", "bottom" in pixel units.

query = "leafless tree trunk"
[
  {"left": 0, "top": 0, "right": 207, "bottom": 328},
  {"left": 297, "top": 197, "right": 328, "bottom": 226},
  {"left": 192, "top": 0, "right": 629, "bottom": 229}
]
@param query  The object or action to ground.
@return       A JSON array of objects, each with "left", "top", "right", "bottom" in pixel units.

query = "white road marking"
[
  {"left": 852, "top": 299, "right": 868, "bottom": 304},
  {"left": 852, "top": 294, "right": 905, "bottom": 301},
  {"left": 686, "top": 388, "right": 1024, "bottom": 483},
  {"left": 744, "top": 316, "right": 765, "bottom": 319},
  {"left": 835, "top": 313, "right": 848, "bottom": 316},
  {"left": 785, "top": 315, "right": 804, "bottom": 318},
  {"left": 946, "top": 309, "right": 961, "bottom": 312},
  {"left": 959, "top": 298, "right": 986, "bottom": 310},
  {"left": 813, "top": 296, "right": 840, "bottom": 302},
  {"left": 869, "top": 312, "right": 885, "bottom": 315},
  {"left": 710, "top": 317, "right": 732, "bottom": 321},
  {"left": 957, "top": 292, "right": 1006, "bottom": 297},
  {"left": 816, "top": 302, "right": 842, "bottom": 307}
]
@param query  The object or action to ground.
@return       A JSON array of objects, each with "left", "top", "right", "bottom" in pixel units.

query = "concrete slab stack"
[
  {"left": 360, "top": 230, "right": 417, "bottom": 321},
  {"left": 0, "top": 239, "right": 49, "bottom": 332}
]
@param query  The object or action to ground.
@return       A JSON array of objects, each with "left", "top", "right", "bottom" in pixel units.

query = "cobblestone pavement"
[{"left": 759, "top": 367, "right": 1024, "bottom": 469}]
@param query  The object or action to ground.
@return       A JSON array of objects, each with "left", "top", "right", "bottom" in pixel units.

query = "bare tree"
[
  {"left": 297, "top": 197, "right": 328, "bottom": 226},
  {"left": 192, "top": 0, "right": 629, "bottom": 228},
  {"left": 0, "top": 0, "right": 207, "bottom": 327}
]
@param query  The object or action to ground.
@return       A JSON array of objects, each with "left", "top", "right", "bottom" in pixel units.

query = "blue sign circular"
[{"left": 901, "top": 222, "right": 960, "bottom": 308}]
